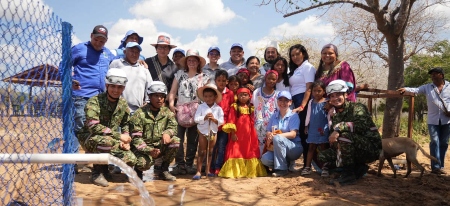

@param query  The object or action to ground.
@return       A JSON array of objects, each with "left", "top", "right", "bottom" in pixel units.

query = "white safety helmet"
[
  {"left": 106, "top": 68, "right": 128, "bottom": 86},
  {"left": 326, "top": 79, "right": 348, "bottom": 95},
  {"left": 147, "top": 81, "right": 167, "bottom": 95}
]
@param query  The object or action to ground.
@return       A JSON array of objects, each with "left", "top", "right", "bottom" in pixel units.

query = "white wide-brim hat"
[
  {"left": 179, "top": 49, "right": 207, "bottom": 69},
  {"left": 197, "top": 83, "right": 223, "bottom": 103}
]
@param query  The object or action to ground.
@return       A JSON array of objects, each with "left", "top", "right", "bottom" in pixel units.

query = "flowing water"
[{"left": 107, "top": 155, "right": 155, "bottom": 206}]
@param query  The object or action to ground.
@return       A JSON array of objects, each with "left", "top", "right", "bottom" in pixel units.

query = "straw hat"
[
  {"left": 179, "top": 49, "right": 207, "bottom": 69},
  {"left": 151, "top": 35, "right": 177, "bottom": 48},
  {"left": 197, "top": 83, "right": 223, "bottom": 103}
]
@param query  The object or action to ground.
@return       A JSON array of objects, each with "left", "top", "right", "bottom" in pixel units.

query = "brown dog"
[{"left": 377, "top": 137, "right": 439, "bottom": 178}]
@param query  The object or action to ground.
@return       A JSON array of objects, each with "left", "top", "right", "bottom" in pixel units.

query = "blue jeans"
[
  {"left": 73, "top": 96, "right": 89, "bottom": 150},
  {"left": 260, "top": 135, "right": 303, "bottom": 170},
  {"left": 292, "top": 92, "right": 309, "bottom": 167},
  {"left": 428, "top": 124, "right": 450, "bottom": 170},
  {"left": 211, "top": 130, "right": 228, "bottom": 170},
  {"left": 73, "top": 96, "right": 89, "bottom": 133}
]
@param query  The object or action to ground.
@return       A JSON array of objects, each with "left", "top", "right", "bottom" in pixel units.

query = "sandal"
[
  {"left": 321, "top": 168, "right": 329, "bottom": 177},
  {"left": 207, "top": 173, "right": 215, "bottom": 177},
  {"left": 301, "top": 167, "right": 311, "bottom": 175},
  {"left": 192, "top": 175, "right": 201, "bottom": 180}
]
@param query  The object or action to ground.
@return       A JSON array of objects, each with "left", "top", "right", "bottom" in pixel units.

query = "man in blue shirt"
[
  {"left": 62, "top": 25, "right": 115, "bottom": 152},
  {"left": 399, "top": 67, "right": 450, "bottom": 175}
]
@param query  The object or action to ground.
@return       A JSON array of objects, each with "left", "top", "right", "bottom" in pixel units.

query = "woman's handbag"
[{"left": 176, "top": 101, "right": 199, "bottom": 128}]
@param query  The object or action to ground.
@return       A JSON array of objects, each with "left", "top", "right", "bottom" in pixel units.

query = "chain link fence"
[{"left": 0, "top": 0, "right": 76, "bottom": 205}]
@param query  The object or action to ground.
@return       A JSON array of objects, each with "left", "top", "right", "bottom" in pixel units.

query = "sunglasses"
[
  {"left": 149, "top": 84, "right": 167, "bottom": 94},
  {"left": 107, "top": 76, "right": 128, "bottom": 85},
  {"left": 208, "top": 52, "right": 220, "bottom": 56},
  {"left": 326, "top": 84, "right": 346, "bottom": 94}
]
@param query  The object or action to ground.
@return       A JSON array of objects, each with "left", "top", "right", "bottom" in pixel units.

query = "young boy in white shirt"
[{"left": 193, "top": 83, "right": 224, "bottom": 180}]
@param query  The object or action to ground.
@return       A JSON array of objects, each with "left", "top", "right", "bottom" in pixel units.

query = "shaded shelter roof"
[{"left": 2, "top": 64, "right": 62, "bottom": 87}]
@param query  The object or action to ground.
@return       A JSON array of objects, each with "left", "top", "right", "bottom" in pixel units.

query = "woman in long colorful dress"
[
  {"left": 219, "top": 88, "right": 267, "bottom": 178},
  {"left": 252, "top": 70, "right": 279, "bottom": 154}
]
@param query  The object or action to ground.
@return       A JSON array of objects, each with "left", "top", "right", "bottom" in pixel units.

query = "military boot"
[
  {"left": 91, "top": 165, "right": 109, "bottom": 187},
  {"left": 335, "top": 165, "right": 356, "bottom": 185},
  {"left": 159, "top": 162, "right": 176, "bottom": 181},
  {"left": 102, "top": 165, "right": 113, "bottom": 181},
  {"left": 134, "top": 167, "right": 143, "bottom": 180},
  {"left": 354, "top": 164, "right": 369, "bottom": 179}
]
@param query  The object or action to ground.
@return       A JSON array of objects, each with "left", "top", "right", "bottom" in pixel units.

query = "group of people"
[{"left": 66, "top": 24, "right": 391, "bottom": 187}]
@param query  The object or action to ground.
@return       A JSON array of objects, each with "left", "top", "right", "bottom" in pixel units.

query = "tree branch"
[
  {"left": 382, "top": 0, "right": 391, "bottom": 11},
  {"left": 283, "top": 0, "right": 373, "bottom": 18}
]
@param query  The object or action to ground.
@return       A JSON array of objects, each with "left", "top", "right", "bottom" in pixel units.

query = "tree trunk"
[{"left": 382, "top": 35, "right": 405, "bottom": 139}]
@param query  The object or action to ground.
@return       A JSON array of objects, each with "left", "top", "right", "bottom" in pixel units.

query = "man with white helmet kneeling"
[
  {"left": 130, "top": 81, "right": 180, "bottom": 181},
  {"left": 77, "top": 68, "right": 137, "bottom": 187},
  {"left": 318, "top": 79, "right": 381, "bottom": 185}
]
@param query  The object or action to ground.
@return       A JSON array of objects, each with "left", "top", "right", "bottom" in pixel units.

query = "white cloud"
[
  {"left": 269, "top": 16, "right": 334, "bottom": 41},
  {"left": 174, "top": 34, "right": 219, "bottom": 56},
  {"left": 2, "top": 0, "right": 53, "bottom": 24},
  {"left": 105, "top": 18, "right": 158, "bottom": 57},
  {"left": 429, "top": 3, "right": 450, "bottom": 28},
  {"left": 245, "top": 15, "right": 335, "bottom": 59},
  {"left": 129, "top": 0, "right": 236, "bottom": 30},
  {"left": 104, "top": 17, "right": 219, "bottom": 61}
]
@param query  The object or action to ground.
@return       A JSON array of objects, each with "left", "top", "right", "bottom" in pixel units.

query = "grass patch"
[{"left": 372, "top": 113, "right": 429, "bottom": 144}]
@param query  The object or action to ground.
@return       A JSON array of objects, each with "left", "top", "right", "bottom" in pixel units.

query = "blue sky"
[{"left": 42, "top": 0, "right": 335, "bottom": 63}]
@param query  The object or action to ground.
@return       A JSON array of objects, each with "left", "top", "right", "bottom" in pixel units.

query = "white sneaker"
[{"left": 301, "top": 167, "right": 311, "bottom": 175}]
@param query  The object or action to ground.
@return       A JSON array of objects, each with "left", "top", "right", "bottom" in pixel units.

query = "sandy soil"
[
  {"left": 74, "top": 148, "right": 450, "bottom": 206},
  {"left": 1, "top": 117, "right": 449, "bottom": 205}
]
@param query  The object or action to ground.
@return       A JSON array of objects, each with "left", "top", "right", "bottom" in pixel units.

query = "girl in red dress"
[{"left": 219, "top": 88, "right": 267, "bottom": 178}]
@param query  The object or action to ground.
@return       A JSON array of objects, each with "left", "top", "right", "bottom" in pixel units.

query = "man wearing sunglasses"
[
  {"left": 77, "top": 68, "right": 137, "bottom": 187},
  {"left": 130, "top": 81, "right": 180, "bottom": 181}
]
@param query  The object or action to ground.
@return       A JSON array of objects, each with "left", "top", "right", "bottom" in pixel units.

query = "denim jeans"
[
  {"left": 292, "top": 92, "right": 309, "bottom": 167},
  {"left": 260, "top": 135, "right": 303, "bottom": 170},
  {"left": 174, "top": 125, "right": 198, "bottom": 166},
  {"left": 73, "top": 96, "right": 89, "bottom": 150},
  {"left": 428, "top": 123, "right": 450, "bottom": 170},
  {"left": 211, "top": 130, "right": 228, "bottom": 170}
]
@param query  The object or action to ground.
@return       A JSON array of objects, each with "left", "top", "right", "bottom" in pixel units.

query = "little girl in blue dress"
[{"left": 302, "top": 80, "right": 330, "bottom": 176}]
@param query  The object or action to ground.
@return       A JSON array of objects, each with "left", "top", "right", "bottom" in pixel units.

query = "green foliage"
[
  {"left": 404, "top": 40, "right": 450, "bottom": 121},
  {"left": 373, "top": 112, "right": 429, "bottom": 144}
]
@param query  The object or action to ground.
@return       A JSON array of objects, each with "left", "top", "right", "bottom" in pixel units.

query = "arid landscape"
[
  {"left": 73, "top": 149, "right": 450, "bottom": 206},
  {"left": 1, "top": 117, "right": 449, "bottom": 206}
]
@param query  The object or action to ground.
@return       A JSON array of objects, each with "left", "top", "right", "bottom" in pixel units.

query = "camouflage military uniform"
[
  {"left": 77, "top": 92, "right": 137, "bottom": 167},
  {"left": 318, "top": 102, "right": 382, "bottom": 169},
  {"left": 129, "top": 104, "right": 179, "bottom": 171}
]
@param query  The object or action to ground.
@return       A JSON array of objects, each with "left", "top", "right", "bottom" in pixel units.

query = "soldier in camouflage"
[
  {"left": 318, "top": 79, "right": 382, "bottom": 185},
  {"left": 77, "top": 68, "right": 137, "bottom": 187},
  {"left": 130, "top": 81, "right": 180, "bottom": 181}
]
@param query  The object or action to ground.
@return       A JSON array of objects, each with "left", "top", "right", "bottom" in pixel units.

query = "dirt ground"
[
  {"left": 1, "top": 117, "right": 449, "bottom": 205},
  {"left": 74, "top": 147, "right": 450, "bottom": 206}
]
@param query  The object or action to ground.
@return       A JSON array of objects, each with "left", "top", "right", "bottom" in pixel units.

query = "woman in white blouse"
[{"left": 287, "top": 44, "right": 316, "bottom": 169}]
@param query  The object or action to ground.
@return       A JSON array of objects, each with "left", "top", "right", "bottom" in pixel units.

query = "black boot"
[
  {"left": 159, "top": 162, "right": 176, "bottom": 181},
  {"left": 354, "top": 164, "right": 369, "bottom": 179},
  {"left": 336, "top": 165, "right": 357, "bottom": 185},
  {"left": 102, "top": 165, "right": 113, "bottom": 181},
  {"left": 134, "top": 167, "right": 143, "bottom": 180},
  {"left": 91, "top": 164, "right": 109, "bottom": 187}
]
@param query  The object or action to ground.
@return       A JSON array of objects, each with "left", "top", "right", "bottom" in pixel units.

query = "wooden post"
[{"left": 408, "top": 96, "right": 414, "bottom": 139}]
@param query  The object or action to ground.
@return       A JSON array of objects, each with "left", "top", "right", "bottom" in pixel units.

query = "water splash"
[
  {"left": 180, "top": 187, "right": 186, "bottom": 205},
  {"left": 108, "top": 155, "right": 155, "bottom": 206}
]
